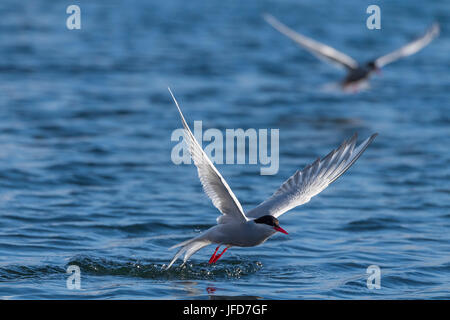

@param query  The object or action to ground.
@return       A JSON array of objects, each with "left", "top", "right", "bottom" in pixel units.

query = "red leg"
[
  {"left": 211, "top": 247, "right": 228, "bottom": 263},
  {"left": 208, "top": 246, "right": 221, "bottom": 264}
]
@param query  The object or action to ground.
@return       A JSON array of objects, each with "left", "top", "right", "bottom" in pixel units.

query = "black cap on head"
[
  {"left": 366, "top": 61, "right": 377, "bottom": 70},
  {"left": 254, "top": 215, "right": 280, "bottom": 227}
]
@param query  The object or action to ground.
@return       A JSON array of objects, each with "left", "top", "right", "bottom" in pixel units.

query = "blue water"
[{"left": 0, "top": 0, "right": 449, "bottom": 299}]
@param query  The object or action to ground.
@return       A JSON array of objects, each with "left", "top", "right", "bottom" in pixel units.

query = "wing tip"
[
  {"left": 357, "top": 132, "right": 378, "bottom": 150},
  {"left": 345, "top": 132, "right": 377, "bottom": 151},
  {"left": 430, "top": 22, "right": 440, "bottom": 37},
  {"left": 168, "top": 87, "right": 191, "bottom": 131},
  {"left": 262, "top": 13, "right": 283, "bottom": 31},
  {"left": 262, "top": 13, "right": 275, "bottom": 22},
  {"left": 353, "top": 133, "right": 377, "bottom": 157},
  {"left": 168, "top": 87, "right": 178, "bottom": 107},
  {"left": 368, "top": 132, "right": 378, "bottom": 143},
  {"left": 167, "top": 87, "right": 180, "bottom": 110},
  {"left": 326, "top": 132, "right": 377, "bottom": 184},
  {"left": 350, "top": 132, "right": 358, "bottom": 144}
]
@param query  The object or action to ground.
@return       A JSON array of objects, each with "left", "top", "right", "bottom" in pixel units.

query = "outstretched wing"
[
  {"left": 264, "top": 14, "right": 359, "bottom": 70},
  {"left": 375, "top": 23, "right": 440, "bottom": 68},
  {"left": 169, "top": 88, "right": 248, "bottom": 224},
  {"left": 246, "top": 133, "right": 377, "bottom": 219}
]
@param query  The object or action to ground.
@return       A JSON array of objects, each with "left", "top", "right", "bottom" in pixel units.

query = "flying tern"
[
  {"left": 264, "top": 14, "right": 439, "bottom": 91},
  {"left": 166, "top": 88, "right": 377, "bottom": 269}
]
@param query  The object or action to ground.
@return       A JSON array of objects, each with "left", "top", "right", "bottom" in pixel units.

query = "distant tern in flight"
[
  {"left": 166, "top": 88, "right": 377, "bottom": 269},
  {"left": 264, "top": 14, "right": 439, "bottom": 91}
]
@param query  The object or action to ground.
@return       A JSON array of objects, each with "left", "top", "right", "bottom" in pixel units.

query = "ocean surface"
[{"left": 0, "top": 0, "right": 449, "bottom": 299}]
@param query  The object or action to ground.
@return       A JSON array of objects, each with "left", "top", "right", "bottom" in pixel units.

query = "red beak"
[{"left": 274, "top": 226, "right": 288, "bottom": 235}]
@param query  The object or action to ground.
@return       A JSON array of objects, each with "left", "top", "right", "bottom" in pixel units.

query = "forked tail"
[{"left": 166, "top": 236, "right": 211, "bottom": 269}]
